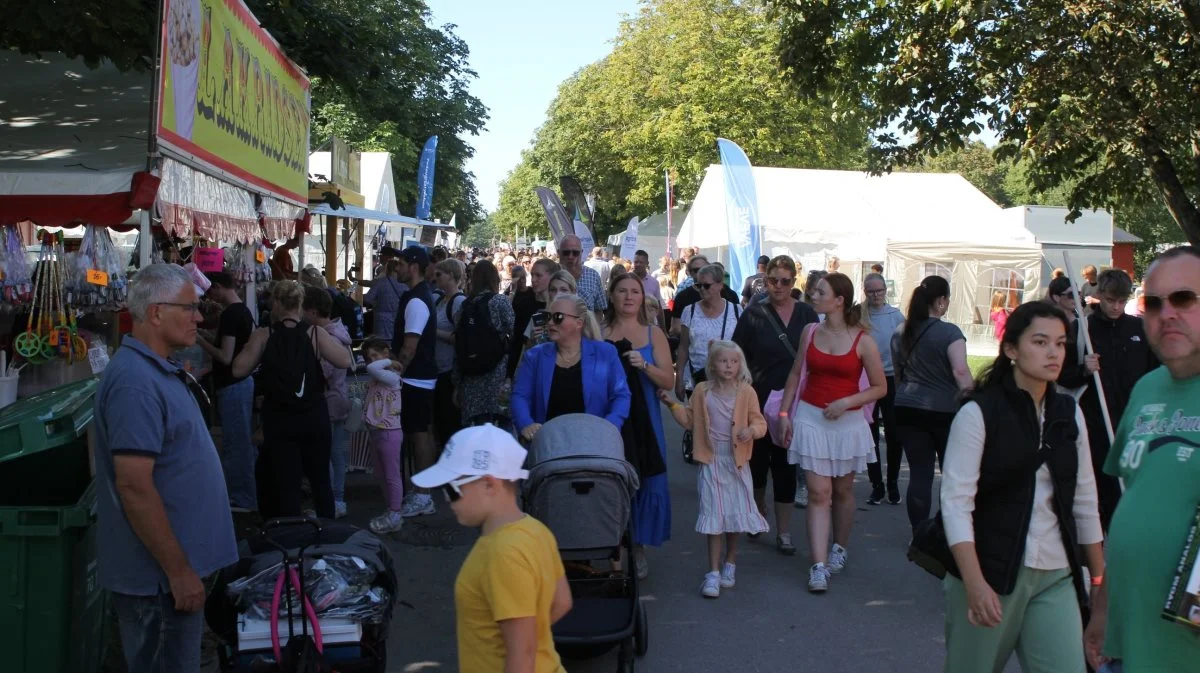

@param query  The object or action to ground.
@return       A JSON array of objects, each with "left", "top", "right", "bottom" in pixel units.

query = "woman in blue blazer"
[{"left": 513, "top": 294, "right": 632, "bottom": 441}]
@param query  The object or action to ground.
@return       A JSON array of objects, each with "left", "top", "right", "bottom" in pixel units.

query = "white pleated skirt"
[{"left": 787, "top": 400, "right": 876, "bottom": 477}]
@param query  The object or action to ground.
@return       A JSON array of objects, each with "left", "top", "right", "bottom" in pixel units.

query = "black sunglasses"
[
  {"left": 695, "top": 282, "right": 716, "bottom": 290},
  {"left": 560, "top": 249, "right": 582, "bottom": 257},
  {"left": 767, "top": 277, "right": 795, "bottom": 287},
  {"left": 550, "top": 311, "right": 580, "bottom": 324},
  {"left": 174, "top": 368, "right": 211, "bottom": 416},
  {"left": 1144, "top": 289, "right": 1198, "bottom": 314}
]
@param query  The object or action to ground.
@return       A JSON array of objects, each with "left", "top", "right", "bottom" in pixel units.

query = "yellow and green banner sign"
[{"left": 157, "top": 0, "right": 310, "bottom": 205}]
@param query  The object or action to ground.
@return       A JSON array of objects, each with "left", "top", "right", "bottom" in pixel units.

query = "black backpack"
[
  {"left": 455, "top": 293, "right": 509, "bottom": 376},
  {"left": 259, "top": 319, "right": 325, "bottom": 411}
]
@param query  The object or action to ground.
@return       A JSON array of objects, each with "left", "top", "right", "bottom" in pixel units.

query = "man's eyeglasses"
[
  {"left": 1144, "top": 289, "right": 1199, "bottom": 314},
  {"left": 766, "top": 277, "right": 794, "bottom": 287},
  {"left": 560, "top": 249, "right": 582, "bottom": 257},
  {"left": 157, "top": 302, "right": 203, "bottom": 315},
  {"left": 440, "top": 475, "right": 484, "bottom": 502},
  {"left": 549, "top": 311, "right": 580, "bottom": 324}
]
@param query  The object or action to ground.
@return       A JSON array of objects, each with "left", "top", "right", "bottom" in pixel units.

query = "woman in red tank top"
[{"left": 776, "top": 273, "right": 887, "bottom": 593}]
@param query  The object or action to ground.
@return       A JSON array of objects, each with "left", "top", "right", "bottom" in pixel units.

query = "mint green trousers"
[{"left": 943, "top": 566, "right": 1085, "bottom": 673}]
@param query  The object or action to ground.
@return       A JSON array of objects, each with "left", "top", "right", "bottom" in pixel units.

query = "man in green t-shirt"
[{"left": 1085, "top": 246, "right": 1200, "bottom": 672}]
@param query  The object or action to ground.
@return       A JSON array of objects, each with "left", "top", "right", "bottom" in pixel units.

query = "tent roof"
[
  {"left": 0, "top": 50, "right": 150, "bottom": 188},
  {"left": 1112, "top": 226, "right": 1143, "bottom": 244},
  {"left": 678, "top": 166, "right": 1036, "bottom": 259}
]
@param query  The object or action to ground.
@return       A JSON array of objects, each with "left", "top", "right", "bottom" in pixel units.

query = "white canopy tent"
[{"left": 678, "top": 165, "right": 1041, "bottom": 334}]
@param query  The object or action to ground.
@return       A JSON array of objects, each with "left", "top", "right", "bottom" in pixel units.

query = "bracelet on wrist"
[{"left": 1090, "top": 575, "right": 1103, "bottom": 587}]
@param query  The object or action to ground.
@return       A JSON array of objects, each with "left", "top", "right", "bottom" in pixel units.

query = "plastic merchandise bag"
[{"left": 226, "top": 554, "right": 390, "bottom": 623}]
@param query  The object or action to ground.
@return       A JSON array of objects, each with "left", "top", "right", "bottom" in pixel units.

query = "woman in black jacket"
[
  {"left": 939, "top": 301, "right": 1105, "bottom": 673},
  {"left": 731, "top": 256, "right": 819, "bottom": 556}
]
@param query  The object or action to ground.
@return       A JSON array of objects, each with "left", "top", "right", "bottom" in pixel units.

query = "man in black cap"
[{"left": 391, "top": 246, "right": 440, "bottom": 517}]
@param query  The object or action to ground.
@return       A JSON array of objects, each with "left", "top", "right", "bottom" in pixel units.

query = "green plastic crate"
[
  {"left": 0, "top": 378, "right": 96, "bottom": 508},
  {"left": 0, "top": 479, "right": 109, "bottom": 673}
]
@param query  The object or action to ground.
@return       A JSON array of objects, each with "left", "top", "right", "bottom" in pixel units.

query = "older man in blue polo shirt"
[{"left": 94, "top": 263, "right": 237, "bottom": 673}]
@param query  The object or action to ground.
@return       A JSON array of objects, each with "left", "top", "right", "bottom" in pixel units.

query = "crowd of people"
[{"left": 87, "top": 235, "right": 1200, "bottom": 673}]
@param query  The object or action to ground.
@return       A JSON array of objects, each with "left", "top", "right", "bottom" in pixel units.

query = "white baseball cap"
[{"left": 411, "top": 424, "right": 529, "bottom": 488}]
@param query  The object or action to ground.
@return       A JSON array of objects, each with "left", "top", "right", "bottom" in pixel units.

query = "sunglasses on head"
[
  {"left": 1143, "top": 289, "right": 1199, "bottom": 314},
  {"left": 560, "top": 249, "right": 582, "bottom": 257},
  {"left": 440, "top": 475, "right": 484, "bottom": 502}
]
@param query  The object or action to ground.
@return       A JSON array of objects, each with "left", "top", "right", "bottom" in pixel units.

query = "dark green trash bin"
[{"left": 0, "top": 378, "right": 109, "bottom": 673}]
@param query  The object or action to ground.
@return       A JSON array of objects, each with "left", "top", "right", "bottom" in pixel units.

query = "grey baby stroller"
[{"left": 525, "top": 413, "right": 648, "bottom": 672}]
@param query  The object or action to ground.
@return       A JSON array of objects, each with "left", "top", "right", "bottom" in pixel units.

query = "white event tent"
[{"left": 677, "top": 166, "right": 1042, "bottom": 334}]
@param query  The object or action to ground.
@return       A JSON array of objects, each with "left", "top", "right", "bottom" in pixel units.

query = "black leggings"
[
  {"left": 749, "top": 432, "right": 797, "bottom": 504},
  {"left": 433, "top": 372, "right": 460, "bottom": 446},
  {"left": 867, "top": 375, "right": 903, "bottom": 488},
  {"left": 257, "top": 404, "right": 334, "bottom": 519},
  {"left": 894, "top": 405, "right": 955, "bottom": 530}
]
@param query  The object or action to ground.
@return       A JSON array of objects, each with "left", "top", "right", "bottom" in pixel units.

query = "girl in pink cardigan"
[{"left": 661, "top": 340, "right": 768, "bottom": 599}]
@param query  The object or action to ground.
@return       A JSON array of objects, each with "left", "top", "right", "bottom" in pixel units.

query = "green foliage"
[
  {"left": 771, "top": 0, "right": 1200, "bottom": 245},
  {"left": 902, "top": 141, "right": 1012, "bottom": 206},
  {"left": 496, "top": 0, "right": 869, "bottom": 241},
  {"left": 0, "top": 0, "right": 487, "bottom": 229},
  {"left": 492, "top": 154, "right": 554, "bottom": 242},
  {"left": 461, "top": 212, "right": 499, "bottom": 249}
]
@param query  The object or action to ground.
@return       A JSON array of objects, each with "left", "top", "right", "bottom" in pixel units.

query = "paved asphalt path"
[{"left": 340, "top": 419, "right": 1023, "bottom": 673}]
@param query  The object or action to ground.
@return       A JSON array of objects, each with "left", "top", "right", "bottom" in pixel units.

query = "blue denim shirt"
[{"left": 93, "top": 336, "right": 238, "bottom": 595}]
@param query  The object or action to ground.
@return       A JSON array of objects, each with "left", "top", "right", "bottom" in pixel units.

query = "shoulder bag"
[
  {"left": 907, "top": 432, "right": 1052, "bottom": 580},
  {"left": 761, "top": 305, "right": 815, "bottom": 447}
]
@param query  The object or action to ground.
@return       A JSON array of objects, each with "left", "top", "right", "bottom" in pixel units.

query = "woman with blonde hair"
[
  {"left": 232, "top": 280, "right": 353, "bottom": 518},
  {"left": 604, "top": 273, "right": 675, "bottom": 577},
  {"left": 512, "top": 294, "right": 629, "bottom": 443},
  {"left": 433, "top": 258, "right": 466, "bottom": 443}
]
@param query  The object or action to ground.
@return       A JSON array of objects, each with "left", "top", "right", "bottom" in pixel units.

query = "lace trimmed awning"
[{"left": 157, "top": 157, "right": 260, "bottom": 243}]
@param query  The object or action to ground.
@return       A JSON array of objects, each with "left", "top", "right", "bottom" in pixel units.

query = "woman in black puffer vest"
[{"left": 938, "top": 301, "right": 1106, "bottom": 673}]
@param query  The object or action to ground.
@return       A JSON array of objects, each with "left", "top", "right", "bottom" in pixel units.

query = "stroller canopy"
[{"left": 529, "top": 413, "right": 626, "bottom": 465}]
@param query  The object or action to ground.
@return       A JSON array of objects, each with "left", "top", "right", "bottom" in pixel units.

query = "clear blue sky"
[{"left": 427, "top": 0, "right": 642, "bottom": 213}]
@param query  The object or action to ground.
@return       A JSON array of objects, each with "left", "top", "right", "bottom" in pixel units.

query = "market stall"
[{"left": 0, "top": 0, "right": 312, "bottom": 408}]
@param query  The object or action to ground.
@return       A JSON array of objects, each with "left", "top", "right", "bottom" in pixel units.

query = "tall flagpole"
[{"left": 665, "top": 168, "right": 673, "bottom": 257}]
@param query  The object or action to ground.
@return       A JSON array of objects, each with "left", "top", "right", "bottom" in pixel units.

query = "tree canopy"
[
  {"left": 493, "top": 0, "right": 869, "bottom": 242},
  {"left": 770, "top": 0, "right": 1200, "bottom": 246},
  {"left": 0, "top": 0, "right": 487, "bottom": 227}
]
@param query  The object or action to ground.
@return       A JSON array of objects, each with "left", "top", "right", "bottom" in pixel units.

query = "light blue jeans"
[
  {"left": 113, "top": 591, "right": 204, "bottom": 673},
  {"left": 330, "top": 419, "right": 348, "bottom": 504},
  {"left": 217, "top": 377, "right": 256, "bottom": 510}
]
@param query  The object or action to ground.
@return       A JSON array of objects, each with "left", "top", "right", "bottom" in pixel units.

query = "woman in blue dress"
[{"left": 603, "top": 273, "right": 675, "bottom": 579}]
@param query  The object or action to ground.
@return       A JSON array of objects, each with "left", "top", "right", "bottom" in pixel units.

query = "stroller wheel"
[{"left": 634, "top": 602, "right": 648, "bottom": 657}]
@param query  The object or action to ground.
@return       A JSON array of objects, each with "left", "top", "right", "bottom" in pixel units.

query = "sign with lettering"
[{"left": 157, "top": 0, "right": 311, "bottom": 205}]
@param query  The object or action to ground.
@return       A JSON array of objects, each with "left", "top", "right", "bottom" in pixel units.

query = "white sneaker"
[
  {"left": 794, "top": 485, "right": 809, "bottom": 509},
  {"left": 334, "top": 501, "right": 348, "bottom": 519},
  {"left": 369, "top": 511, "right": 404, "bottom": 534},
  {"left": 400, "top": 494, "right": 436, "bottom": 518},
  {"left": 701, "top": 572, "right": 721, "bottom": 598},
  {"left": 828, "top": 544, "right": 848, "bottom": 574},
  {"left": 720, "top": 563, "right": 736, "bottom": 589},
  {"left": 808, "top": 563, "right": 830, "bottom": 593}
]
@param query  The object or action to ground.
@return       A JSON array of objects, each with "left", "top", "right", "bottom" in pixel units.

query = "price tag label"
[
  {"left": 255, "top": 250, "right": 266, "bottom": 263},
  {"left": 86, "top": 269, "right": 109, "bottom": 287}
]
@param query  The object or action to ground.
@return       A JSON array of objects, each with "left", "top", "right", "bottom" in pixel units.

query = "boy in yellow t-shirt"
[{"left": 413, "top": 424, "right": 572, "bottom": 673}]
